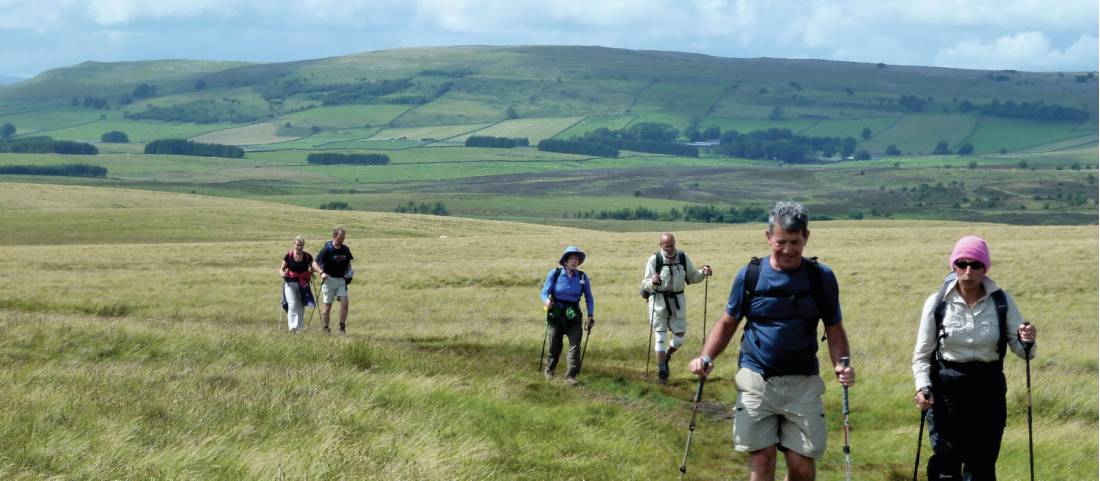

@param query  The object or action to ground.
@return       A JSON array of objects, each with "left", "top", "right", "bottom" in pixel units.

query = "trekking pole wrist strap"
[{"left": 700, "top": 355, "right": 713, "bottom": 367}]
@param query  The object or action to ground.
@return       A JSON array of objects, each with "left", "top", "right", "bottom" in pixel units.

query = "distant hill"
[
  {"left": 0, "top": 45, "right": 1095, "bottom": 155},
  {"left": 0, "top": 75, "right": 26, "bottom": 86}
]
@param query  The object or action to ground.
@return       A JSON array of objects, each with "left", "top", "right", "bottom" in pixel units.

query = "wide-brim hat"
[{"left": 559, "top": 245, "right": 586, "bottom": 266}]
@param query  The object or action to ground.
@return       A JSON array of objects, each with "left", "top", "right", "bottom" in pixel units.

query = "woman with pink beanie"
[{"left": 910, "top": 235, "right": 1038, "bottom": 480}]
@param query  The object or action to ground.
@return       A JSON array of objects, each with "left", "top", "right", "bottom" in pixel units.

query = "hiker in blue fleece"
[{"left": 540, "top": 245, "right": 595, "bottom": 385}]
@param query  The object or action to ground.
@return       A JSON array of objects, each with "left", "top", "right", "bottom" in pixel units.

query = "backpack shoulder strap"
[
  {"left": 802, "top": 257, "right": 827, "bottom": 319},
  {"left": 991, "top": 289, "right": 1009, "bottom": 360},
  {"left": 549, "top": 267, "right": 564, "bottom": 302},
  {"left": 931, "top": 277, "right": 955, "bottom": 361},
  {"left": 678, "top": 252, "right": 686, "bottom": 268},
  {"left": 740, "top": 257, "right": 762, "bottom": 319},
  {"left": 653, "top": 252, "right": 664, "bottom": 274}
]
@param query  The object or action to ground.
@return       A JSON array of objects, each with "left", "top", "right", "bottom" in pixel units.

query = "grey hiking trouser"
[{"left": 546, "top": 321, "right": 583, "bottom": 377}]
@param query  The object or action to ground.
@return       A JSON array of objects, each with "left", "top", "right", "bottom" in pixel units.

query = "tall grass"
[{"left": 0, "top": 185, "right": 1095, "bottom": 479}]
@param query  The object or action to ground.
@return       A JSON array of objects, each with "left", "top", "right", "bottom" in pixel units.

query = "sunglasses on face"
[{"left": 954, "top": 260, "right": 985, "bottom": 270}]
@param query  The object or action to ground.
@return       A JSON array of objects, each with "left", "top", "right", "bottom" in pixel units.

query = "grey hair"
[{"left": 768, "top": 201, "right": 809, "bottom": 235}]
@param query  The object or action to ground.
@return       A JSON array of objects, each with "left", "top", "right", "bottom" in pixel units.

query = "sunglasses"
[{"left": 954, "top": 260, "right": 985, "bottom": 270}]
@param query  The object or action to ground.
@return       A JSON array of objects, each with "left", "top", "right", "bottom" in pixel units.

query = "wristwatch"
[{"left": 700, "top": 355, "right": 714, "bottom": 368}]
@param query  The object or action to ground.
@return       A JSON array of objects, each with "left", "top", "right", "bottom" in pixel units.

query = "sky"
[{"left": 1, "top": 0, "right": 1097, "bottom": 78}]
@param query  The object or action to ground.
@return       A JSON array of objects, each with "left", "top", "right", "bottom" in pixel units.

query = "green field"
[
  {"left": 859, "top": 114, "right": 980, "bottom": 155},
  {"left": 0, "top": 183, "right": 1094, "bottom": 480},
  {"left": 450, "top": 116, "right": 584, "bottom": 143}
]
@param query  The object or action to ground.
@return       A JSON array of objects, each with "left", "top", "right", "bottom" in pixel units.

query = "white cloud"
[{"left": 934, "top": 31, "right": 1098, "bottom": 71}]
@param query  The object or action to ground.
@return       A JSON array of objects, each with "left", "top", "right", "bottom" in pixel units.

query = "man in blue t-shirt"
[
  {"left": 689, "top": 201, "right": 855, "bottom": 481},
  {"left": 312, "top": 227, "right": 354, "bottom": 334}
]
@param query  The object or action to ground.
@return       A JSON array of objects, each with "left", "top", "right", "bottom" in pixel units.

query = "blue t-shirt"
[
  {"left": 540, "top": 267, "right": 595, "bottom": 317},
  {"left": 724, "top": 257, "right": 842, "bottom": 377}
]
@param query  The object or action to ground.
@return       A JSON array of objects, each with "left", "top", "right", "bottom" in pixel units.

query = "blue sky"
[{"left": 1, "top": 0, "right": 1096, "bottom": 78}]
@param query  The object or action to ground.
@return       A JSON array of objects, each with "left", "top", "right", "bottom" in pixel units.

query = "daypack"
[
  {"left": 740, "top": 256, "right": 828, "bottom": 322},
  {"left": 547, "top": 267, "right": 586, "bottom": 328},
  {"left": 640, "top": 251, "right": 687, "bottom": 300},
  {"left": 930, "top": 271, "right": 1009, "bottom": 363}
]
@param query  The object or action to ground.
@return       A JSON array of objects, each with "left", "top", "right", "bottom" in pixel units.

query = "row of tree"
[
  {"left": 572, "top": 204, "right": 769, "bottom": 223},
  {"left": 144, "top": 139, "right": 244, "bottom": 158},
  {"left": 465, "top": 136, "right": 530, "bottom": 148},
  {"left": 129, "top": 100, "right": 260, "bottom": 124},
  {"left": 577, "top": 124, "right": 699, "bottom": 157},
  {"left": 537, "top": 139, "right": 619, "bottom": 157},
  {"left": 712, "top": 128, "right": 855, "bottom": 162},
  {"left": 0, "top": 163, "right": 107, "bottom": 177},
  {"left": 306, "top": 153, "right": 390, "bottom": 165},
  {"left": 0, "top": 136, "right": 98, "bottom": 155},
  {"left": 394, "top": 201, "right": 449, "bottom": 216}
]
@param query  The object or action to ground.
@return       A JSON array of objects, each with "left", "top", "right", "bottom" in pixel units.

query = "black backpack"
[
  {"left": 640, "top": 251, "right": 686, "bottom": 300},
  {"left": 547, "top": 267, "right": 586, "bottom": 328}
]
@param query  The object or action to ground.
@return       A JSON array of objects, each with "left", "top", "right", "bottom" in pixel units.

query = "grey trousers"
[{"left": 546, "top": 321, "right": 583, "bottom": 377}]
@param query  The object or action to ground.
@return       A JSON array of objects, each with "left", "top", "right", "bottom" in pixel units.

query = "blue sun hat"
[{"left": 558, "top": 245, "right": 586, "bottom": 266}]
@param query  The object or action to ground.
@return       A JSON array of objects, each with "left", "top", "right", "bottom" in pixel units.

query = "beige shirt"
[
  {"left": 641, "top": 250, "right": 706, "bottom": 294},
  {"left": 912, "top": 277, "right": 1035, "bottom": 390}
]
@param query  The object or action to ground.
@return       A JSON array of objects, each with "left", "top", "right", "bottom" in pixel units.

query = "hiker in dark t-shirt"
[
  {"left": 312, "top": 227, "right": 354, "bottom": 334},
  {"left": 689, "top": 201, "right": 855, "bottom": 481}
]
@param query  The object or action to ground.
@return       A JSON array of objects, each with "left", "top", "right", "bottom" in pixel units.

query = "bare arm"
[
  {"left": 824, "top": 322, "right": 855, "bottom": 386},
  {"left": 279, "top": 259, "right": 289, "bottom": 277},
  {"left": 689, "top": 311, "right": 742, "bottom": 377}
]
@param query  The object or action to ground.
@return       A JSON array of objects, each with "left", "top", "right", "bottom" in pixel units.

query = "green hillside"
[{"left": 0, "top": 45, "right": 1095, "bottom": 227}]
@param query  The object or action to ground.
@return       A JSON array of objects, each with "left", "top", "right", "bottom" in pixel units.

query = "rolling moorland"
[
  {"left": 0, "top": 46, "right": 1096, "bottom": 479},
  {"left": 0, "top": 45, "right": 1096, "bottom": 227},
  {"left": 0, "top": 183, "right": 1096, "bottom": 480}
]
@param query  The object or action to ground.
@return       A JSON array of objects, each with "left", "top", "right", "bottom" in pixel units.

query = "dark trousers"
[
  {"left": 927, "top": 360, "right": 1007, "bottom": 481},
  {"left": 546, "top": 320, "right": 583, "bottom": 377}
]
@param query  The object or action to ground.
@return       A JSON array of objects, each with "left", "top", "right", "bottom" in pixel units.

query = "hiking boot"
[
  {"left": 339, "top": 323, "right": 346, "bottom": 335},
  {"left": 657, "top": 362, "right": 670, "bottom": 384},
  {"left": 564, "top": 376, "right": 578, "bottom": 386},
  {"left": 544, "top": 370, "right": 555, "bottom": 381},
  {"left": 322, "top": 325, "right": 331, "bottom": 334}
]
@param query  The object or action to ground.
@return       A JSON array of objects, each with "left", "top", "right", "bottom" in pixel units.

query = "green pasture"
[
  {"left": 247, "top": 127, "right": 383, "bottom": 151},
  {"left": 393, "top": 98, "right": 509, "bottom": 127},
  {"left": 963, "top": 117, "right": 1096, "bottom": 153},
  {"left": 555, "top": 115, "right": 636, "bottom": 139},
  {"left": 38, "top": 116, "right": 234, "bottom": 143},
  {"left": 0, "top": 183, "right": 1095, "bottom": 480},
  {"left": 800, "top": 116, "right": 901, "bottom": 139},
  {"left": 628, "top": 81, "right": 727, "bottom": 120},
  {"left": 449, "top": 117, "right": 584, "bottom": 143},
  {"left": 859, "top": 114, "right": 979, "bottom": 155},
  {"left": 370, "top": 123, "right": 495, "bottom": 142},
  {"left": 697, "top": 116, "right": 820, "bottom": 135},
  {"left": 0, "top": 106, "right": 106, "bottom": 135},
  {"left": 275, "top": 104, "right": 411, "bottom": 129}
]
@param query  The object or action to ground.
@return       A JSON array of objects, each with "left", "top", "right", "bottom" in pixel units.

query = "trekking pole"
[
  {"left": 678, "top": 375, "right": 706, "bottom": 480},
  {"left": 305, "top": 279, "right": 319, "bottom": 331},
  {"left": 1022, "top": 322, "right": 1035, "bottom": 481},
  {"left": 645, "top": 300, "right": 655, "bottom": 377},
  {"left": 538, "top": 319, "right": 549, "bottom": 373},
  {"left": 579, "top": 322, "right": 592, "bottom": 373},
  {"left": 841, "top": 355, "right": 852, "bottom": 481},
  {"left": 701, "top": 276, "right": 709, "bottom": 345},
  {"left": 913, "top": 406, "right": 928, "bottom": 481}
]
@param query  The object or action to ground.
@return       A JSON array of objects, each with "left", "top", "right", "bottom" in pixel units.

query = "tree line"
[
  {"left": 0, "top": 136, "right": 98, "bottom": 155},
  {"left": 465, "top": 136, "right": 530, "bottom": 148},
  {"left": 572, "top": 204, "right": 771, "bottom": 223},
  {"left": 577, "top": 123, "right": 698, "bottom": 157},
  {"left": 144, "top": 139, "right": 244, "bottom": 158},
  {"left": 0, "top": 163, "right": 107, "bottom": 177},
  {"left": 306, "top": 153, "right": 390, "bottom": 165},
  {"left": 394, "top": 201, "right": 449, "bottom": 216},
  {"left": 537, "top": 139, "right": 620, "bottom": 157},
  {"left": 712, "top": 128, "right": 854, "bottom": 163}
]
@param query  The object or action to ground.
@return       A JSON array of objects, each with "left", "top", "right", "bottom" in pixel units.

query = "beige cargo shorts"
[
  {"left": 732, "top": 367, "right": 828, "bottom": 459},
  {"left": 321, "top": 276, "right": 348, "bottom": 304}
]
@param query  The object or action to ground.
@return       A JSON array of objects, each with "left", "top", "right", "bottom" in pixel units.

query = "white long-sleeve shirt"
[{"left": 912, "top": 277, "right": 1036, "bottom": 390}]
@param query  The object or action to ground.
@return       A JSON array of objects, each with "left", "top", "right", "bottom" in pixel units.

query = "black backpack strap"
[
  {"left": 549, "top": 267, "right": 564, "bottom": 303},
  {"left": 740, "top": 257, "right": 762, "bottom": 320},
  {"left": 801, "top": 257, "right": 831, "bottom": 342},
  {"left": 931, "top": 280, "right": 954, "bottom": 362},
  {"left": 991, "top": 289, "right": 1008, "bottom": 361}
]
